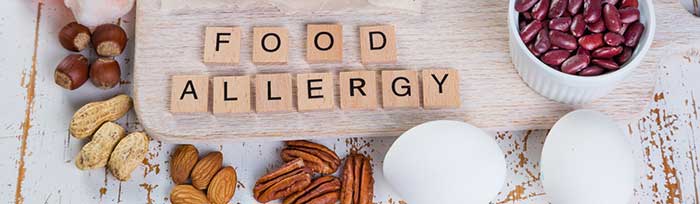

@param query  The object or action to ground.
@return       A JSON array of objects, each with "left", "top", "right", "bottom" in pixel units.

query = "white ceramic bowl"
[{"left": 508, "top": 0, "right": 656, "bottom": 104}]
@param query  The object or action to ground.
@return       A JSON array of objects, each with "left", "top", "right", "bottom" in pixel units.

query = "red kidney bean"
[
  {"left": 620, "top": 0, "right": 638, "bottom": 8},
  {"left": 516, "top": 0, "right": 539, "bottom": 12},
  {"left": 592, "top": 59, "right": 620, "bottom": 69},
  {"left": 534, "top": 29, "right": 552, "bottom": 53},
  {"left": 618, "top": 23, "right": 629, "bottom": 35},
  {"left": 520, "top": 20, "right": 544, "bottom": 44},
  {"left": 591, "top": 46, "right": 623, "bottom": 58},
  {"left": 615, "top": 46, "right": 634, "bottom": 64},
  {"left": 520, "top": 20, "right": 528, "bottom": 29},
  {"left": 549, "top": 17, "right": 572, "bottom": 32},
  {"left": 603, "top": 32, "right": 625, "bottom": 46},
  {"left": 603, "top": 4, "right": 622, "bottom": 32},
  {"left": 522, "top": 12, "right": 534, "bottom": 21},
  {"left": 583, "top": 0, "right": 602, "bottom": 23},
  {"left": 576, "top": 47, "right": 591, "bottom": 57},
  {"left": 549, "top": 0, "right": 568, "bottom": 18},
  {"left": 570, "top": 14, "right": 586, "bottom": 37},
  {"left": 602, "top": 0, "right": 619, "bottom": 5},
  {"left": 578, "top": 33, "right": 604, "bottom": 50},
  {"left": 579, "top": 65, "right": 606, "bottom": 76},
  {"left": 587, "top": 20, "right": 607, "bottom": 33},
  {"left": 568, "top": 0, "right": 583, "bottom": 14},
  {"left": 541, "top": 50, "right": 572, "bottom": 65},
  {"left": 561, "top": 54, "right": 591, "bottom": 74},
  {"left": 623, "top": 22, "right": 645, "bottom": 47},
  {"left": 533, "top": 0, "right": 551, "bottom": 20},
  {"left": 549, "top": 30, "right": 579, "bottom": 50},
  {"left": 618, "top": 7, "right": 640, "bottom": 23},
  {"left": 528, "top": 43, "right": 544, "bottom": 56}
]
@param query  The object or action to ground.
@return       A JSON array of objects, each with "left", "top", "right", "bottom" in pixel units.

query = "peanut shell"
[
  {"left": 107, "top": 132, "right": 149, "bottom": 181},
  {"left": 75, "top": 122, "right": 125, "bottom": 170}
]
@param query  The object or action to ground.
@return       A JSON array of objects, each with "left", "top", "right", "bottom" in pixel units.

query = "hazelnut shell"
[
  {"left": 92, "top": 24, "right": 128, "bottom": 57},
  {"left": 89, "top": 58, "right": 121, "bottom": 89},
  {"left": 54, "top": 54, "right": 89, "bottom": 90},
  {"left": 58, "top": 22, "right": 91, "bottom": 52}
]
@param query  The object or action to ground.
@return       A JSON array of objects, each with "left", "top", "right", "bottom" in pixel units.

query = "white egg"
[
  {"left": 383, "top": 120, "right": 506, "bottom": 204},
  {"left": 541, "top": 110, "right": 637, "bottom": 204}
]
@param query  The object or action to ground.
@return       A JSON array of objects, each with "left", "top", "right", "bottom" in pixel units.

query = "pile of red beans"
[{"left": 516, "top": 0, "right": 645, "bottom": 76}]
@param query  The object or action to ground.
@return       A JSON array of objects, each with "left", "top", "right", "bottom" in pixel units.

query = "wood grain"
[{"left": 134, "top": 0, "right": 696, "bottom": 142}]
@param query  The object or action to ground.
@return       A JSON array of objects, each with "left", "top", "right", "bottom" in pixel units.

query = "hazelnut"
[
  {"left": 58, "top": 22, "right": 91, "bottom": 52},
  {"left": 89, "top": 58, "right": 121, "bottom": 89},
  {"left": 92, "top": 24, "right": 128, "bottom": 57},
  {"left": 54, "top": 54, "right": 89, "bottom": 90}
]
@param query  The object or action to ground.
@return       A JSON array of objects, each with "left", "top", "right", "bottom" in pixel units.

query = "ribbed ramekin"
[{"left": 508, "top": 0, "right": 656, "bottom": 104}]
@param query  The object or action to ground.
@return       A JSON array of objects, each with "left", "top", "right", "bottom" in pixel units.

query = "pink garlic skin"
[{"left": 64, "top": 0, "right": 134, "bottom": 27}]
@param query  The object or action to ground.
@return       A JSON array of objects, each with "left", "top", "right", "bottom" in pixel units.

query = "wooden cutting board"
[{"left": 133, "top": 0, "right": 697, "bottom": 143}]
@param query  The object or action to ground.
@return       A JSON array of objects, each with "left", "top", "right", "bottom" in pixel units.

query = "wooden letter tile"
[
  {"left": 171, "top": 75, "right": 210, "bottom": 113},
  {"left": 381, "top": 70, "right": 419, "bottom": 108},
  {"left": 253, "top": 27, "right": 289, "bottom": 64},
  {"left": 212, "top": 76, "right": 251, "bottom": 114},
  {"left": 203, "top": 27, "right": 241, "bottom": 64},
  {"left": 255, "top": 73, "right": 294, "bottom": 113},
  {"left": 339, "top": 71, "right": 378, "bottom": 110},
  {"left": 306, "top": 24, "right": 343, "bottom": 63},
  {"left": 422, "top": 69, "right": 461, "bottom": 109},
  {"left": 297, "top": 73, "right": 335, "bottom": 112},
  {"left": 360, "top": 25, "right": 397, "bottom": 64}
]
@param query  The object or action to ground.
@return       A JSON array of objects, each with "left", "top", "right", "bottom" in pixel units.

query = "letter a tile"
[{"left": 171, "top": 75, "right": 210, "bottom": 113}]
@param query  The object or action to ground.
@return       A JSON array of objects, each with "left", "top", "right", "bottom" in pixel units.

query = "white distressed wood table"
[{"left": 1, "top": 1, "right": 699, "bottom": 203}]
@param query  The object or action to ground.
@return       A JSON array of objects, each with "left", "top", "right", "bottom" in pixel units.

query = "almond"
[
  {"left": 170, "top": 185, "right": 210, "bottom": 204},
  {"left": 170, "top": 145, "right": 199, "bottom": 184},
  {"left": 208, "top": 166, "right": 237, "bottom": 204},
  {"left": 191, "top": 151, "right": 223, "bottom": 190}
]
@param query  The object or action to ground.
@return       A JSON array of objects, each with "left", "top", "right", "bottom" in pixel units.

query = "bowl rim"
[{"left": 508, "top": 0, "right": 656, "bottom": 83}]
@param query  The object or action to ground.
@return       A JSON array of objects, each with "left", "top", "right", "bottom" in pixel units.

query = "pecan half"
[
  {"left": 340, "top": 153, "right": 374, "bottom": 204},
  {"left": 284, "top": 176, "right": 341, "bottom": 204},
  {"left": 254, "top": 158, "right": 312, "bottom": 203},
  {"left": 281, "top": 140, "right": 341, "bottom": 175}
]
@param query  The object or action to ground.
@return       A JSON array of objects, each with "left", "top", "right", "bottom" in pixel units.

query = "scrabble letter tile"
[
  {"left": 212, "top": 76, "right": 251, "bottom": 114},
  {"left": 306, "top": 24, "right": 343, "bottom": 63},
  {"left": 171, "top": 75, "right": 209, "bottom": 113},
  {"left": 203, "top": 27, "right": 241, "bottom": 64},
  {"left": 253, "top": 27, "right": 289, "bottom": 64},
  {"left": 381, "top": 70, "right": 419, "bottom": 108},
  {"left": 360, "top": 25, "right": 397, "bottom": 64},
  {"left": 422, "top": 69, "right": 461, "bottom": 109},
  {"left": 339, "top": 71, "right": 378, "bottom": 110},
  {"left": 255, "top": 73, "right": 294, "bottom": 113},
  {"left": 297, "top": 72, "right": 335, "bottom": 112}
]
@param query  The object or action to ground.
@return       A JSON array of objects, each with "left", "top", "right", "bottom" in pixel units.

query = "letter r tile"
[{"left": 339, "top": 71, "right": 378, "bottom": 110}]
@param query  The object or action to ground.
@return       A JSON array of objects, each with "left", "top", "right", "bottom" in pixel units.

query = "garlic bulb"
[{"left": 64, "top": 0, "right": 135, "bottom": 27}]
